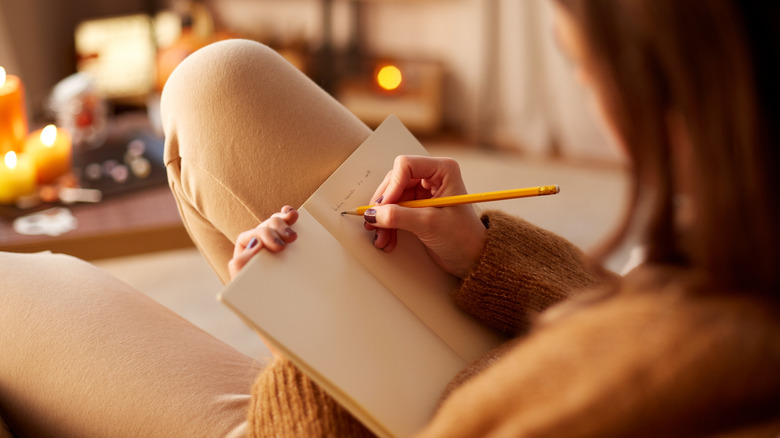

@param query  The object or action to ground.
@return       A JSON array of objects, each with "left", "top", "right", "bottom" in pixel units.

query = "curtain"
[{"left": 484, "top": 0, "right": 622, "bottom": 162}]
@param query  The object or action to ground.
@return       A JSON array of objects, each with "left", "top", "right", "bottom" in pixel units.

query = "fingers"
[
  {"left": 234, "top": 209, "right": 297, "bottom": 255},
  {"left": 364, "top": 156, "right": 462, "bottom": 254},
  {"left": 373, "top": 228, "right": 397, "bottom": 252},
  {"left": 364, "top": 204, "right": 426, "bottom": 233},
  {"left": 368, "top": 156, "right": 466, "bottom": 221},
  {"left": 362, "top": 203, "right": 486, "bottom": 277},
  {"left": 381, "top": 155, "right": 464, "bottom": 204},
  {"left": 364, "top": 205, "right": 430, "bottom": 251},
  {"left": 228, "top": 239, "right": 261, "bottom": 279},
  {"left": 228, "top": 206, "right": 299, "bottom": 279},
  {"left": 369, "top": 171, "right": 393, "bottom": 207}
]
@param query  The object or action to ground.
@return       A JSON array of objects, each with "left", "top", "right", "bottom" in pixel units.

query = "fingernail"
[
  {"left": 274, "top": 237, "right": 286, "bottom": 247},
  {"left": 247, "top": 237, "right": 259, "bottom": 250},
  {"left": 364, "top": 208, "right": 377, "bottom": 224},
  {"left": 375, "top": 195, "right": 384, "bottom": 204},
  {"left": 373, "top": 233, "right": 378, "bottom": 243},
  {"left": 285, "top": 227, "right": 296, "bottom": 237}
]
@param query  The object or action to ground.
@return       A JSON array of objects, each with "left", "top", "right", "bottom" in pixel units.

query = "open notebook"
[{"left": 219, "top": 115, "right": 504, "bottom": 438}]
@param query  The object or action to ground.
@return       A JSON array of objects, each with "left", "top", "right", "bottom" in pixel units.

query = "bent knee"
[
  {"left": 160, "top": 38, "right": 315, "bottom": 171},
  {"left": 161, "top": 39, "right": 280, "bottom": 100},
  {"left": 160, "top": 39, "right": 288, "bottom": 140}
]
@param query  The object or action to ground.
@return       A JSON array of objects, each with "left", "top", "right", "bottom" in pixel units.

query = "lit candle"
[
  {"left": 0, "top": 151, "right": 36, "bottom": 204},
  {"left": 0, "top": 67, "right": 29, "bottom": 154},
  {"left": 24, "top": 124, "right": 73, "bottom": 184}
]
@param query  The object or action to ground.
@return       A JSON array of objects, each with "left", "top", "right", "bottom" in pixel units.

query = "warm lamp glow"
[
  {"left": 0, "top": 67, "right": 5, "bottom": 88},
  {"left": 41, "top": 124, "right": 58, "bottom": 147},
  {"left": 377, "top": 65, "right": 403, "bottom": 91},
  {"left": 5, "top": 151, "right": 17, "bottom": 169}
]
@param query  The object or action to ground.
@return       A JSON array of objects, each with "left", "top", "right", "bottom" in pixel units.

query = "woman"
[
  {"left": 0, "top": 0, "right": 777, "bottom": 437},
  {"left": 224, "top": 1, "right": 780, "bottom": 436}
]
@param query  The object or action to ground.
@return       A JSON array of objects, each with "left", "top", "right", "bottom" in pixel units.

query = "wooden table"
[
  {"left": 0, "top": 111, "right": 195, "bottom": 260},
  {"left": 0, "top": 184, "right": 193, "bottom": 261}
]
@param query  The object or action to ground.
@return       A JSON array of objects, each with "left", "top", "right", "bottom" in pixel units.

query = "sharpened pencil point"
[{"left": 340, "top": 211, "right": 346, "bottom": 215}]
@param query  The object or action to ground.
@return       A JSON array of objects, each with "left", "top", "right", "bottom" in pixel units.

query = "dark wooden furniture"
[{"left": 0, "top": 185, "right": 192, "bottom": 260}]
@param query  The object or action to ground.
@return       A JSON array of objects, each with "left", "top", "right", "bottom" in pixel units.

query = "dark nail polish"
[
  {"left": 375, "top": 195, "right": 384, "bottom": 204},
  {"left": 364, "top": 208, "right": 377, "bottom": 224},
  {"left": 274, "top": 238, "right": 286, "bottom": 247},
  {"left": 247, "top": 237, "right": 259, "bottom": 250},
  {"left": 285, "top": 227, "right": 296, "bottom": 237},
  {"left": 373, "top": 233, "right": 378, "bottom": 243}
]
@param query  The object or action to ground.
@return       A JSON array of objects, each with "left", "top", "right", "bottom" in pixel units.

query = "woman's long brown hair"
[{"left": 556, "top": 0, "right": 780, "bottom": 294}]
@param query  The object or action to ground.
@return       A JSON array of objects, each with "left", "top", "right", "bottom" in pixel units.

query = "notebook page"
[
  {"left": 302, "top": 115, "right": 504, "bottom": 362},
  {"left": 220, "top": 209, "right": 466, "bottom": 438}
]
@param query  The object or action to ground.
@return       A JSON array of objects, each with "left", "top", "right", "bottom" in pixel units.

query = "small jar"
[{"left": 48, "top": 72, "right": 108, "bottom": 151}]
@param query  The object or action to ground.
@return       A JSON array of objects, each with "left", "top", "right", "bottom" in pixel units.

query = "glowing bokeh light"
[
  {"left": 4, "top": 151, "right": 17, "bottom": 169},
  {"left": 41, "top": 125, "right": 58, "bottom": 147},
  {"left": 376, "top": 65, "right": 403, "bottom": 91}
]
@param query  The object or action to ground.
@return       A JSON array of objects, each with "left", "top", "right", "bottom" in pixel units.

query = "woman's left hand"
[{"left": 227, "top": 206, "right": 299, "bottom": 279}]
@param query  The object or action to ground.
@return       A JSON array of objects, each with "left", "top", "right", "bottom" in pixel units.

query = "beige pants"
[{"left": 0, "top": 39, "right": 370, "bottom": 437}]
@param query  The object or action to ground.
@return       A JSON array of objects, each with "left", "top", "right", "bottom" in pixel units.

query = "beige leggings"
[{"left": 0, "top": 39, "right": 370, "bottom": 437}]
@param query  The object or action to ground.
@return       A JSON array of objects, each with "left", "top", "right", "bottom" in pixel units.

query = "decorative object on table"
[
  {"left": 0, "top": 129, "right": 167, "bottom": 220},
  {"left": 72, "top": 131, "right": 165, "bottom": 197},
  {"left": 0, "top": 66, "right": 28, "bottom": 155},
  {"left": 23, "top": 124, "right": 73, "bottom": 184},
  {"left": 0, "top": 151, "right": 36, "bottom": 205},
  {"left": 58, "top": 187, "right": 102, "bottom": 204},
  {"left": 48, "top": 73, "right": 108, "bottom": 151},
  {"left": 12, "top": 207, "right": 78, "bottom": 237},
  {"left": 74, "top": 14, "right": 157, "bottom": 101}
]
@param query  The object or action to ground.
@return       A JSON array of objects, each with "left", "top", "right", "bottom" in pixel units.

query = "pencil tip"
[{"left": 340, "top": 211, "right": 346, "bottom": 216}]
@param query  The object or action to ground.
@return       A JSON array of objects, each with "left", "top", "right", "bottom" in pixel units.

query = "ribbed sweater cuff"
[
  {"left": 454, "top": 210, "right": 605, "bottom": 335},
  {"left": 248, "top": 357, "right": 375, "bottom": 437}
]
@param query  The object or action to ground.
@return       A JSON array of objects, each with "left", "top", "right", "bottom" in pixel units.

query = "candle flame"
[
  {"left": 41, "top": 125, "right": 57, "bottom": 147},
  {"left": 4, "top": 151, "right": 17, "bottom": 170},
  {"left": 377, "top": 65, "right": 403, "bottom": 91},
  {"left": 0, "top": 67, "right": 5, "bottom": 88}
]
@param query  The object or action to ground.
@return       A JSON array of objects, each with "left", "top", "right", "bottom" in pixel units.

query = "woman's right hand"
[{"left": 364, "top": 155, "right": 487, "bottom": 279}]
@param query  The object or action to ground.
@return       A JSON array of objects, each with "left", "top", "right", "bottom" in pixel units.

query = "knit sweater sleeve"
[
  {"left": 416, "top": 281, "right": 780, "bottom": 438},
  {"left": 453, "top": 210, "right": 614, "bottom": 335},
  {"left": 248, "top": 356, "right": 375, "bottom": 437}
]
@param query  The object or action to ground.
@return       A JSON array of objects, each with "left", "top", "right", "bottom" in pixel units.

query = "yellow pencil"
[{"left": 340, "top": 185, "right": 560, "bottom": 216}]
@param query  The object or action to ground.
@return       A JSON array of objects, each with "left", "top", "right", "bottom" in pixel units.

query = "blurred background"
[
  {"left": 0, "top": 0, "right": 629, "bottom": 358},
  {"left": 0, "top": 0, "right": 619, "bottom": 159}
]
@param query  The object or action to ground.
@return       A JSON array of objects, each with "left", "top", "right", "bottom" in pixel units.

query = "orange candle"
[
  {"left": 0, "top": 151, "right": 36, "bottom": 204},
  {"left": 24, "top": 124, "right": 72, "bottom": 184},
  {"left": 0, "top": 67, "right": 29, "bottom": 154}
]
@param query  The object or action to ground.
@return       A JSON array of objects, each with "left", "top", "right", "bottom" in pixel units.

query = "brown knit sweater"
[{"left": 248, "top": 210, "right": 780, "bottom": 437}]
